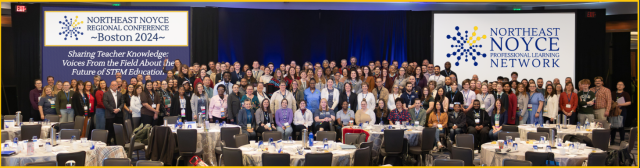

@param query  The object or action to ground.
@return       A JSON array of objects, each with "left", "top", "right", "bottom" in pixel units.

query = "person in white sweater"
[
  {"left": 190, "top": 83, "right": 210, "bottom": 121},
  {"left": 357, "top": 84, "right": 376, "bottom": 111},
  {"left": 292, "top": 100, "right": 314, "bottom": 140},
  {"left": 270, "top": 81, "right": 297, "bottom": 113},
  {"left": 130, "top": 85, "right": 143, "bottom": 128},
  {"left": 543, "top": 84, "right": 559, "bottom": 123},
  {"left": 321, "top": 79, "right": 341, "bottom": 111},
  {"left": 388, "top": 85, "right": 401, "bottom": 111}
]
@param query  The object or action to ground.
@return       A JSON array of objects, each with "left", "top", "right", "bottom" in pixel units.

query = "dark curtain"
[
  {"left": 610, "top": 32, "right": 635, "bottom": 127},
  {"left": 191, "top": 7, "right": 218, "bottom": 65},
  {"left": 217, "top": 8, "right": 407, "bottom": 66},
  {"left": 574, "top": 9, "right": 607, "bottom": 84},
  {"left": 10, "top": 3, "right": 42, "bottom": 119},
  {"left": 406, "top": 11, "right": 432, "bottom": 64}
]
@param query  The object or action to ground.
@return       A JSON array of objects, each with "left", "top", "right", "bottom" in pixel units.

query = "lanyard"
[
  {"left": 444, "top": 70, "right": 450, "bottom": 77},
  {"left": 450, "top": 90, "right": 457, "bottom": 102},
  {"left": 64, "top": 91, "right": 70, "bottom": 102},
  {"left": 376, "top": 88, "right": 382, "bottom": 99},
  {"left": 529, "top": 92, "right": 535, "bottom": 103},
  {"left": 265, "top": 112, "right": 270, "bottom": 122},
  {"left": 568, "top": 93, "right": 573, "bottom": 102},
  {"left": 149, "top": 92, "right": 154, "bottom": 102},
  {"left": 436, "top": 112, "right": 440, "bottom": 123},
  {"left": 482, "top": 93, "right": 488, "bottom": 102},
  {"left": 463, "top": 90, "right": 471, "bottom": 103}
]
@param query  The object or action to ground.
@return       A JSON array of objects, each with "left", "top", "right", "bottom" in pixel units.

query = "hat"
[
  {"left": 453, "top": 102, "right": 461, "bottom": 105},
  {"left": 182, "top": 81, "right": 190, "bottom": 85}
]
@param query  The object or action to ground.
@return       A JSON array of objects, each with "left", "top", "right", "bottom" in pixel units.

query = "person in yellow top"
[
  {"left": 428, "top": 100, "right": 448, "bottom": 149},
  {"left": 355, "top": 99, "right": 376, "bottom": 125}
]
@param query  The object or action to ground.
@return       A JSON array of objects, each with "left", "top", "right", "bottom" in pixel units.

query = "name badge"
[
  {"left": 565, "top": 104, "right": 571, "bottom": 108},
  {"left": 517, "top": 104, "right": 521, "bottom": 108},
  {"left": 66, "top": 104, "right": 71, "bottom": 109},
  {"left": 201, "top": 106, "right": 206, "bottom": 111},
  {"left": 437, "top": 124, "right": 443, "bottom": 130},
  {"left": 180, "top": 104, "right": 185, "bottom": 109},
  {"left": 83, "top": 106, "right": 88, "bottom": 111},
  {"left": 265, "top": 123, "right": 271, "bottom": 128},
  {"left": 475, "top": 119, "right": 480, "bottom": 124},
  {"left": 495, "top": 121, "right": 499, "bottom": 126},
  {"left": 181, "top": 109, "right": 186, "bottom": 117},
  {"left": 414, "top": 121, "right": 419, "bottom": 125},
  {"left": 50, "top": 100, "right": 55, "bottom": 104},
  {"left": 449, "top": 104, "right": 454, "bottom": 109},
  {"left": 152, "top": 104, "right": 157, "bottom": 109},
  {"left": 480, "top": 104, "right": 485, "bottom": 109},
  {"left": 38, "top": 97, "right": 41, "bottom": 102},
  {"left": 284, "top": 122, "right": 290, "bottom": 127},
  {"left": 527, "top": 104, "right": 532, "bottom": 108}
]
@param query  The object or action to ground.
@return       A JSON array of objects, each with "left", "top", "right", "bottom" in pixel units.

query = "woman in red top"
[
  {"left": 94, "top": 80, "right": 107, "bottom": 130},
  {"left": 504, "top": 83, "right": 518, "bottom": 125},
  {"left": 83, "top": 81, "right": 94, "bottom": 137},
  {"left": 559, "top": 82, "right": 578, "bottom": 125}
]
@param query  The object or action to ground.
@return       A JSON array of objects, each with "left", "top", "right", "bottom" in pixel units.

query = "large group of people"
[{"left": 27, "top": 57, "right": 631, "bottom": 149}]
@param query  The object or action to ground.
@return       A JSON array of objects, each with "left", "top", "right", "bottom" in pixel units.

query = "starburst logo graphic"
[
  {"left": 59, "top": 15, "right": 84, "bottom": 40},
  {"left": 445, "top": 26, "right": 487, "bottom": 66}
]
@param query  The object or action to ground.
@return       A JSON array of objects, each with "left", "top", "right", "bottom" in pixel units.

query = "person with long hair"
[
  {"left": 515, "top": 83, "right": 529, "bottom": 125},
  {"left": 267, "top": 69, "right": 286, "bottom": 96},
  {"left": 421, "top": 87, "right": 435, "bottom": 114},
  {"left": 293, "top": 100, "right": 314, "bottom": 140},
  {"left": 130, "top": 85, "right": 143, "bottom": 128},
  {"left": 357, "top": 83, "right": 376, "bottom": 111},
  {"left": 122, "top": 84, "right": 134, "bottom": 120},
  {"left": 543, "top": 84, "right": 559, "bottom": 123},
  {"left": 194, "top": 69, "right": 214, "bottom": 89},
  {"left": 313, "top": 98, "right": 335, "bottom": 133},
  {"left": 71, "top": 80, "right": 88, "bottom": 117},
  {"left": 177, "top": 64, "right": 190, "bottom": 86},
  {"left": 428, "top": 81, "right": 438, "bottom": 98},
  {"left": 256, "top": 83, "right": 269, "bottom": 106},
  {"left": 208, "top": 85, "right": 228, "bottom": 123},
  {"left": 237, "top": 99, "right": 256, "bottom": 140},
  {"left": 521, "top": 79, "right": 529, "bottom": 90},
  {"left": 260, "top": 67, "right": 273, "bottom": 85},
  {"left": 241, "top": 85, "right": 260, "bottom": 111},
  {"left": 255, "top": 99, "right": 276, "bottom": 139},
  {"left": 321, "top": 78, "right": 340, "bottom": 112},
  {"left": 394, "top": 67, "right": 408, "bottom": 91},
  {"left": 382, "top": 68, "right": 393, "bottom": 91},
  {"left": 504, "top": 83, "right": 518, "bottom": 125},
  {"left": 276, "top": 98, "right": 294, "bottom": 138},
  {"left": 171, "top": 86, "right": 193, "bottom": 121},
  {"left": 191, "top": 83, "right": 210, "bottom": 121},
  {"left": 428, "top": 100, "right": 447, "bottom": 149},
  {"left": 362, "top": 66, "right": 375, "bottom": 92},
  {"left": 298, "top": 70, "right": 309, "bottom": 90},
  {"left": 345, "top": 69, "right": 362, "bottom": 94},
  {"left": 314, "top": 68, "right": 327, "bottom": 91},
  {"left": 94, "top": 80, "right": 107, "bottom": 129},
  {"left": 53, "top": 81, "right": 63, "bottom": 95},
  {"left": 70, "top": 79, "right": 77, "bottom": 92},
  {"left": 244, "top": 70, "right": 258, "bottom": 85},
  {"left": 435, "top": 87, "right": 450, "bottom": 113},
  {"left": 56, "top": 81, "right": 75, "bottom": 122},
  {"left": 374, "top": 99, "right": 390, "bottom": 125},
  {"left": 466, "top": 100, "right": 490, "bottom": 150},
  {"left": 83, "top": 81, "right": 95, "bottom": 117},
  {"left": 488, "top": 99, "right": 508, "bottom": 140},
  {"left": 38, "top": 86, "right": 57, "bottom": 119},
  {"left": 162, "top": 58, "right": 182, "bottom": 76},
  {"left": 527, "top": 82, "right": 545, "bottom": 124},
  {"left": 355, "top": 99, "right": 376, "bottom": 125},
  {"left": 338, "top": 82, "right": 358, "bottom": 112},
  {"left": 559, "top": 82, "right": 578, "bottom": 125}
]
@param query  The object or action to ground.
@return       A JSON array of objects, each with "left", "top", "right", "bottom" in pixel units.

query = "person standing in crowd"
[
  {"left": 177, "top": 65, "right": 190, "bottom": 86},
  {"left": 30, "top": 79, "right": 43, "bottom": 120},
  {"left": 191, "top": 83, "right": 210, "bottom": 121},
  {"left": 290, "top": 81, "right": 305, "bottom": 109},
  {"left": 46, "top": 76, "right": 55, "bottom": 88},
  {"left": 428, "top": 100, "right": 447, "bottom": 149},
  {"left": 536, "top": 78, "right": 545, "bottom": 93},
  {"left": 56, "top": 81, "right": 75, "bottom": 123},
  {"left": 389, "top": 98, "right": 411, "bottom": 125},
  {"left": 276, "top": 99, "right": 294, "bottom": 138},
  {"left": 38, "top": 86, "right": 56, "bottom": 120},
  {"left": 493, "top": 83, "right": 509, "bottom": 116},
  {"left": 194, "top": 69, "right": 213, "bottom": 89},
  {"left": 121, "top": 84, "right": 133, "bottom": 121},
  {"left": 226, "top": 84, "right": 243, "bottom": 124},
  {"left": 543, "top": 84, "right": 559, "bottom": 123},
  {"left": 260, "top": 67, "right": 273, "bottom": 85},
  {"left": 362, "top": 67, "right": 375, "bottom": 92},
  {"left": 251, "top": 61, "right": 264, "bottom": 81},
  {"left": 270, "top": 80, "right": 297, "bottom": 113},
  {"left": 409, "top": 99, "right": 428, "bottom": 126},
  {"left": 130, "top": 85, "right": 142, "bottom": 128},
  {"left": 70, "top": 79, "right": 78, "bottom": 92},
  {"left": 578, "top": 79, "right": 596, "bottom": 124},
  {"left": 414, "top": 67, "right": 427, "bottom": 89},
  {"left": 559, "top": 82, "right": 578, "bottom": 125},
  {"left": 208, "top": 85, "right": 228, "bottom": 123},
  {"left": 313, "top": 99, "right": 335, "bottom": 133},
  {"left": 428, "top": 66, "right": 445, "bottom": 89},
  {"left": 293, "top": 100, "right": 314, "bottom": 140},
  {"left": 590, "top": 76, "right": 611, "bottom": 120},
  {"left": 566, "top": 77, "right": 579, "bottom": 93},
  {"left": 203, "top": 76, "right": 214, "bottom": 99},
  {"left": 554, "top": 83, "right": 563, "bottom": 96},
  {"left": 467, "top": 100, "right": 490, "bottom": 150},
  {"left": 53, "top": 81, "right": 63, "bottom": 96},
  {"left": 83, "top": 81, "right": 95, "bottom": 120},
  {"left": 357, "top": 84, "right": 376, "bottom": 111},
  {"left": 158, "top": 81, "right": 172, "bottom": 124},
  {"left": 401, "top": 83, "right": 419, "bottom": 110},
  {"left": 445, "top": 84, "right": 463, "bottom": 111},
  {"left": 374, "top": 99, "right": 390, "bottom": 125},
  {"left": 394, "top": 68, "right": 408, "bottom": 91},
  {"left": 355, "top": 99, "right": 376, "bottom": 125},
  {"left": 103, "top": 81, "right": 123, "bottom": 145},
  {"left": 421, "top": 87, "right": 435, "bottom": 112},
  {"left": 382, "top": 69, "right": 393, "bottom": 91},
  {"left": 245, "top": 69, "right": 258, "bottom": 85},
  {"left": 461, "top": 80, "right": 476, "bottom": 112},
  {"left": 440, "top": 61, "right": 457, "bottom": 78},
  {"left": 448, "top": 102, "right": 466, "bottom": 142},
  {"left": 373, "top": 78, "right": 389, "bottom": 104},
  {"left": 298, "top": 70, "right": 310, "bottom": 90},
  {"left": 504, "top": 83, "right": 518, "bottom": 125},
  {"left": 489, "top": 99, "right": 508, "bottom": 140},
  {"left": 140, "top": 80, "right": 161, "bottom": 126},
  {"left": 347, "top": 56, "right": 359, "bottom": 70},
  {"left": 206, "top": 61, "right": 216, "bottom": 76},
  {"left": 346, "top": 69, "right": 363, "bottom": 94},
  {"left": 94, "top": 80, "right": 107, "bottom": 129},
  {"left": 515, "top": 83, "right": 529, "bottom": 125},
  {"left": 237, "top": 99, "right": 256, "bottom": 140},
  {"left": 268, "top": 69, "right": 286, "bottom": 96},
  {"left": 477, "top": 84, "right": 496, "bottom": 117},
  {"left": 238, "top": 78, "right": 249, "bottom": 95},
  {"left": 171, "top": 86, "right": 193, "bottom": 121},
  {"left": 241, "top": 85, "right": 259, "bottom": 111},
  {"left": 302, "top": 79, "right": 320, "bottom": 110},
  {"left": 162, "top": 58, "right": 182, "bottom": 76},
  {"left": 256, "top": 83, "right": 270, "bottom": 105},
  {"left": 71, "top": 81, "right": 89, "bottom": 118},
  {"left": 339, "top": 82, "right": 358, "bottom": 112},
  {"left": 214, "top": 72, "right": 233, "bottom": 95},
  {"left": 527, "top": 82, "right": 545, "bottom": 124},
  {"left": 214, "top": 64, "right": 226, "bottom": 83},
  {"left": 321, "top": 79, "right": 340, "bottom": 112},
  {"left": 230, "top": 62, "right": 244, "bottom": 84},
  {"left": 510, "top": 72, "right": 518, "bottom": 82},
  {"left": 611, "top": 81, "right": 630, "bottom": 145}
]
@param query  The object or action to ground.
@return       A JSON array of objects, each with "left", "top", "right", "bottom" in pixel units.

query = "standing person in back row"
[
  {"left": 56, "top": 81, "right": 75, "bottom": 123},
  {"left": 103, "top": 80, "right": 123, "bottom": 145},
  {"left": 589, "top": 76, "right": 611, "bottom": 120},
  {"left": 611, "top": 81, "right": 631, "bottom": 145},
  {"left": 578, "top": 79, "right": 596, "bottom": 123}
]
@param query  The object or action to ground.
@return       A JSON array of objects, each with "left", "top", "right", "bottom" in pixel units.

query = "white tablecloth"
[
  {"left": 480, "top": 141, "right": 603, "bottom": 166},
  {"left": 2, "top": 123, "right": 57, "bottom": 141},
  {"left": 518, "top": 124, "right": 598, "bottom": 140},
  {"left": 1, "top": 140, "right": 126, "bottom": 166},
  {"left": 170, "top": 124, "right": 241, "bottom": 166},
  {"left": 238, "top": 141, "right": 355, "bottom": 166}
]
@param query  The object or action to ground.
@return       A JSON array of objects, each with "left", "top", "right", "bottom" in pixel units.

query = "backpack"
[{"left": 606, "top": 148, "right": 633, "bottom": 166}]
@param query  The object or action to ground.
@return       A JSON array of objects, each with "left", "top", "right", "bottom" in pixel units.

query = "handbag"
[{"left": 608, "top": 115, "right": 623, "bottom": 128}]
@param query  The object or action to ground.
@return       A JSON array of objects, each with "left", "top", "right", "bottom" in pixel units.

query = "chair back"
[
  {"left": 353, "top": 147, "right": 371, "bottom": 166},
  {"left": 525, "top": 152, "right": 554, "bottom": 166},
  {"left": 434, "top": 159, "right": 464, "bottom": 166},
  {"left": 503, "top": 159, "right": 532, "bottom": 166},
  {"left": 628, "top": 127, "right": 637, "bottom": 152},
  {"left": 344, "top": 133, "right": 360, "bottom": 145},
  {"left": 234, "top": 134, "right": 249, "bottom": 148},
  {"left": 536, "top": 128, "right": 557, "bottom": 135},
  {"left": 221, "top": 127, "right": 241, "bottom": 148},
  {"left": 59, "top": 122, "right": 75, "bottom": 130},
  {"left": 91, "top": 129, "right": 109, "bottom": 144},
  {"left": 304, "top": 153, "right": 333, "bottom": 166},
  {"left": 222, "top": 147, "right": 244, "bottom": 166},
  {"left": 56, "top": 151, "right": 86, "bottom": 166},
  {"left": 316, "top": 131, "right": 336, "bottom": 141},
  {"left": 422, "top": 127, "right": 437, "bottom": 151},
  {"left": 164, "top": 116, "right": 179, "bottom": 124},
  {"left": 502, "top": 125, "right": 519, "bottom": 132},
  {"left": 359, "top": 141, "right": 373, "bottom": 150},
  {"left": 84, "top": 118, "right": 92, "bottom": 137},
  {"left": 261, "top": 153, "right": 290, "bottom": 166},
  {"left": 45, "top": 114, "right": 60, "bottom": 122},
  {"left": 177, "top": 129, "right": 198, "bottom": 153},
  {"left": 113, "top": 124, "right": 127, "bottom": 146},
  {"left": 383, "top": 129, "right": 405, "bottom": 154},
  {"left": 25, "top": 161, "right": 57, "bottom": 166},
  {"left": 587, "top": 152, "right": 608, "bottom": 166},
  {"left": 592, "top": 129, "right": 610, "bottom": 151},
  {"left": 455, "top": 134, "right": 474, "bottom": 150},
  {"left": 20, "top": 124, "right": 42, "bottom": 140},
  {"left": 262, "top": 131, "right": 283, "bottom": 141},
  {"left": 526, "top": 132, "right": 549, "bottom": 140},
  {"left": 1, "top": 132, "right": 8, "bottom": 142},
  {"left": 450, "top": 147, "right": 473, "bottom": 166},
  {"left": 103, "top": 158, "right": 131, "bottom": 166},
  {"left": 498, "top": 132, "right": 520, "bottom": 141},
  {"left": 73, "top": 116, "right": 85, "bottom": 131},
  {"left": 60, "top": 129, "right": 81, "bottom": 140},
  {"left": 124, "top": 119, "right": 133, "bottom": 143},
  {"left": 136, "top": 160, "right": 163, "bottom": 166}
]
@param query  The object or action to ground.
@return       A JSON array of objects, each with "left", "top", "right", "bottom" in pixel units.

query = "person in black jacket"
[
  {"left": 444, "top": 84, "right": 464, "bottom": 112},
  {"left": 447, "top": 102, "right": 466, "bottom": 143},
  {"left": 71, "top": 81, "right": 90, "bottom": 117},
  {"left": 466, "top": 100, "right": 491, "bottom": 150},
  {"left": 227, "top": 84, "right": 243, "bottom": 124},
  {"left": 338, "top": 82, "right": 358, "bottom": 112},
  {"left": 170, "top": 86, "right": 193, "bottom": 122},
  {"left": 493, "top": 82, "right": 509, "bottom": 115}
]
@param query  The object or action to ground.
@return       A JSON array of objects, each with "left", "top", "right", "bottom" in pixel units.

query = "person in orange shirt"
[{"left": 559, "top": 82, "right": 578, "bottom": 125}]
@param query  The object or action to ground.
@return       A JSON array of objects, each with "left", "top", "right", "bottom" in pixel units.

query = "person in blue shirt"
[
  {"left": 314, "top": 98, "right": 336, "bottom": 134},
  {"left": 237, "top": 99, "right": 256, "bottom": 140},
  {"left": 305, "top": 78, "right": 322, "bottom": 111},
  {"left": 401, "top": 83, "right": 419, "bottom": 110},
  {"left": 489, "top": 100, "right": 509, "bottom": 140},
  {"left": 526, "top": 83, "right": 545, "bottom": 124}
]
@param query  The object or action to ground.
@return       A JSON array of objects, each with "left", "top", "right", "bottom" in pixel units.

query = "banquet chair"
[
  {"left": 164, "top": 116, "right": 179, "bottom": 124},
  {"left": 502, "top": 125, "right": 519, "bottom": 132},
  {"left": 261, "top": 153, "right": 290, "bottom": 166},
  {"left": 434, "top": 159, "right": 464, "bottom": 166},
  {"left": 73, "top": 116, "right": 85, "bottom": 133},
  {"left": 498, "top": 132, "right": 520, "bottom": 141},
  {"left": 359, "top": 141, "right": 376, "bottom": 165},
  {"left": 114, "top": 123, "right": 145, "bottom": 160},
  {"left": 56, "top": 151, "right": 86, "bottom": 166},
  {"left": 344, "top": 133, "right": 365, "bottom": 145},
  {"left": 455, "top": 134, "right": 475, "bottom": 151},
  {"left": 59, "top": 129, "right": 81, "bottom": 139},
  {"left": 380, "top": 129, "right": 404, "bottom": 164},
  {"left": 59, "top": 122, "right": 75, "bottom": 130},
  {"left": 592, "top": 129, "right": 611, "bottom": 151},
  {"left": 536, "top": 128, "right": 557, "bottom": 135},
  {"left": 45, "top": 114, "right": 60, "bottom": 122},
  {"left": 176, "top": 129, "right": 203, "bottom": 166},
  {"left": 526, "top": 132, "right": 549, "bottom": 140},
  {"left": 83, "top": 118, "right": 91, "bottom": 138},
  {"left": 262, "top": 131, "right": 283, "bottom": 141},
  {"left": 136, "top": 160, "right": 163, "bottom": 166},
  {"left": 586, "top": 152, "right": 608, "bottom": 166},
  {"left": 123, "top": 119, "right": 133, "bottom": 143},
  {"left": 25, "top": 161, "right": 57, "bottom": 166},
  {"left": 525, "top": 152, "right": 554, "bottom": 166},
  {"left": 609, "top": 127, "right": 637, "bottom": 165},
  {"left": 91, "top": 129, "right": 109, "bottom": 144},
  {"left": 216, "top": 127, "right": 241, "bottom": 165},
  {"left": 409, "top": 127, "right": 436, "bottom": 166},
  {"left": 20, "top": 124, "right": 42, "bottom": 140},
  {"left": 304, "top": 153, "right": 333, "bottom": 166},
  {"left": 503, "top": 159, "right": 532, "bottom": 166},
  {"left": 103, "top": 158, "right": 131, "bottom": 166},
  {"left": 222, "top": 147, "right": 243, "bottom": 166},
  {"left": 234, "top": 134, "right": 249, "bottom": 147},
  {"left": 353, "top": 146, "right": 371, "bottom": 166},
  {"left": 316, "top": 131, "right": 336, "bottom": 141},
  {"left": 450, "top": 147, "right": 474, "bottom": 166},
  {"left": 1, "top": 132, "right": 8, "bottom": 142}
]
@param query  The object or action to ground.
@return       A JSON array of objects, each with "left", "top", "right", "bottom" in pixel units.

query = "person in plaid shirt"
[
  {"left": 389, "top": 98, "right": 411, "bottom": 124},
  {"left": 589, "top": 76, "right": 611, "bottom": 120}
]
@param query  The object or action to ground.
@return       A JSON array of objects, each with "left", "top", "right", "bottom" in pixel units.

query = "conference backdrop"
[
  {"left": 41, "top": 6, "right": 190, "bottom": 83},
  {"left": 433, "top": 12, "right": 576, "bottom": 84}
]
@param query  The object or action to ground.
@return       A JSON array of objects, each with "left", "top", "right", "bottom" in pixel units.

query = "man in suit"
[
  {"left": 103, "top": 80, "right": 124, "bottom": 145},
  {"left": 251, "top": 61, "right": 264, "bottom": 82},
  {"left": 230, "top": 62, "right": 243, "bottom": 84},
  {"left": 408, "top": 99, "right": 428, "bottom": 126}
]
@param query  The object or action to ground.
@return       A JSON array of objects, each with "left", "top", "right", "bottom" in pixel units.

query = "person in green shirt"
[
  {"left": 577, "top": 79, "right": 596, "bottom": 124},
  {"left": 55, "top": 81, "right": 75, "bottom": 123}
]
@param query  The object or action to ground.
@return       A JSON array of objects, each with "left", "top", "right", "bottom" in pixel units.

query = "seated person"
[
  {"left": 388, "top": 98, "right": 411, "bottom": 125},
  {"left": 489, "top": 100, "right": 508, "bottom": 140},
  {"left": 466, "top": 100, "right": 491, "bottom": 150},
  {"left": 237, "top": 99, "right": 256, "bottom": 140},
  {"left": 448, "top": 102, "right": 466, "bottom": 143},
  {"left": 314, "top": 98, "right": 335, "bottom": 134},
  {"left": 428, "top": 100, "right": 448, "bottom": 149}
]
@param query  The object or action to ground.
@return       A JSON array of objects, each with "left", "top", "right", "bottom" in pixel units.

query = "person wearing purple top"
[
  {"left": 276, "top": 99, "right": 294, "bottom": 138},
  {"left": 30, "top": 79, "right": 43, "bottom": 120}
]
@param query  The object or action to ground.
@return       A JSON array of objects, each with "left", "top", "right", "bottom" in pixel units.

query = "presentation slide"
[
  {"left": 433, "top": 13, "right": 575, "bottom": 85},
  {"left": 41, "top": 6, "right": 190, "bottom": 84}
]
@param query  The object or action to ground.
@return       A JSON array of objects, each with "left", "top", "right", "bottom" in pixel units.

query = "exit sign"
[
  {"left": 16, "top": 5, "right": 26, "bottom": 13},
  {"left": 586, "top": 11, "right": 596, "bottom": 18}
]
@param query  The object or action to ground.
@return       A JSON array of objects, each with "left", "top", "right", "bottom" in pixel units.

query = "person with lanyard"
[
  {"left": 241, "top": 85, "right": 260, "bottom": 111},
  {"left": 230, "top": 62, "right": 243, "bottom": 84},
  {"left": 227, "top": 84, "right": 243, "bottom": 124},
  {"left": 389, "top": 98, "right": 411, "bottom": 125},
  {"left": 255, "top": 99, "right": 277, "bottom": 140},
  {"left": 526, "top": 82, "right": 545, "bottom": 124},
  {"left": 276, "top": 99, "right": 294, "bottom": 139},
  {"left": 393, "top": 67, "right": 408, "bottom": 91},
  {"left": 589, "top": 76, "right": 611, "bottom": 120},
  {"left": 461, "top": 80, "right": 476, "bottom": 112},
  {"left": 191, "top": 83, "right": 210, "bottom": 121},
  {"left": 158, "top": 81, "right": 172, "bottom": 125},
  {"left": 333, "top": 100, "right": 356, "bottom": 134},
  {"left": 429, "top": 66, "right": 445, "bottom": 89},
  {"left": 94, "top": 80, "right": 107, "bottom": 129},
  {"left": 313, "top": 98, "right": 336, "bottom": 134},
  {"left": 321, "top": 79, "right": 341, "bottom": 112},
  {"left": 346, "top": 69, "right": 363, "bottom": 94},
  {"left": 120, "top": 84, "right": 134, "bottom": 121},
  {"left": 357, "top": 84, "right": 376, "bottom": 111},
  {"left": 355, "top": 99, "right": 376, "bottom": 125},
  {"left": 559, "top": 82, "right": 578, "bottom": 125},
  {"left": 372, "top": 78, "right": 389, "bottom": 104},
  {"left": 504, "top": 83, "right": 518, "bottom": 125},
  {"left": 440, "top": 61, "right": 457, "bottom": 80},
  {"left": 611, "top": 81, "right": 631, "bottom": 145},
  {"left": 428, "top": 100, "right": 448, "bottom": 149},
  {"left": 171, "top": 86, "right": 193, "bottom": 122},
  {"left": 237, "top": 99, "right": 256, "bottom": 141},
  {"left": 444, "top": 84, "right": 463, "bottom": 112},
  {"left": 30, "top": 79, "right": 43, "bottom": 121},
  {"left": 213, "top": 72, "right": 233, "bottom": 95},
  {"left": 515, "top": 83, "right": 530, "bottom": 125},
  {"left": 271, "top": 80, "right": 297, "bottom": 113},
  {"left": 489, "top": 98, "right": 508, "bottom": 140},
  {"left": 448, "top": 102, "right": 466, "bottom": 143},
  {"left": 290, "top": 80, "right": 305, "bottom": 109},
  {"left": 493, "top": 82, "right": 510, "bottom": 117},
  {"left": 421, "top": 87, "right": 435, "bottom": 112},
  {"left": 408, "top": 99, "right": 428, "bottom": 126},
  {"left": 130, "top": 85, "right": 142, "bottom": 129},
  {"left": 56, "top": 81, "right": 75, "bottom": 123},
  {"left": 476, "top": 84, "right": 495, "bottom": 116},
  {"left": 203, "top": 76, "right": 214, "bottom": 99},
  {"left": 374, "top": 99, "right": 390, "bottom": 125},
  {"left": 71, "top": 81, "right": 89, "bottom": 119},
  {"left": 543, "top": 84, "right": 559, "bottom": 123},
  {"left": 401, "top": 83, "right": 419, "bottom": 111},
  {"left": 466, "top": 100, "right": 490, "bottom": 150},
  {"left": 208, "top": 85, "right": 228, "bottom": 123},
  {"left": 141, "top": 81, "right": 162, "bottom": 126},
  {"left": 577, "top": 79, "right": 596, "bottom": 124},
  {"left": 293, "top": 100, "right": 314, "bottom": 140},
  {"left": 304, "top": 79, "right": 322, "bottom": 111}
]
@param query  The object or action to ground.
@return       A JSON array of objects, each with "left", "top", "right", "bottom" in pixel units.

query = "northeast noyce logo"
[
  {"left": 445, "top": 26, "right": 487, "bottom": 66},
  {"left": 59, "top": 15, "right": 84, "bottom": 40}
]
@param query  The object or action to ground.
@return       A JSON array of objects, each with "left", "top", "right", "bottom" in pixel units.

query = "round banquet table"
[
  {"left": 518, "top": 124, "right": 600, "bottom": 140},
  {"left": 480, "top": 141, "right": 604, "bottom": 166},
  {"left": 238, "top": 141, "right": 356, "bottom": 166},
  {"left": 1, "top": 140, "right": 126, "bottom": 166},
  {"left": 2, "top": 122, "right": 57, "bottom": 141},
  {"left": 169, "top": 124, "right": 241, "bottom": 166}
]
